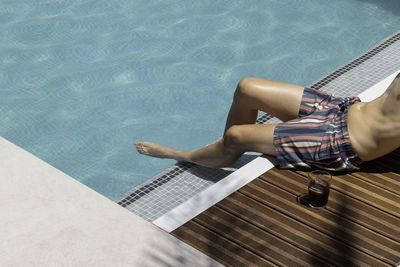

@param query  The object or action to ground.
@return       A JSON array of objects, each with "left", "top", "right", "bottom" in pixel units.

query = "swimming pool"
[{"left": 0, "top": 0, "right": 399, "bottom": 200}]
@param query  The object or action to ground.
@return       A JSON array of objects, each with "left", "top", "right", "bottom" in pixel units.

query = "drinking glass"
[{"left": 296, "top": 170, "right": 332, "bottom": 209}]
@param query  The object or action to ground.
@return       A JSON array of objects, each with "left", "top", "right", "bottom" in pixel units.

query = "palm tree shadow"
[
  {"left": 181, "top": 152, "right": 260, "bottom": 183},
  {"left": 309, "top": 148, "right": 400, "bottom": 266},
  {"left": 310, "top": 185, "right": 358, "bottom": 266}
]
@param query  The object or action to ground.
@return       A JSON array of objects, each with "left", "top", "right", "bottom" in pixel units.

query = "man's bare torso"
[{"left": 348, "top": 76, "right": 400, "bottom": 161}]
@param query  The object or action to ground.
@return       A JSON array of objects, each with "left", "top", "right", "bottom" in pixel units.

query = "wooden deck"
[{"left": 172, "top": 150, "right": 400, "bottom": 266}]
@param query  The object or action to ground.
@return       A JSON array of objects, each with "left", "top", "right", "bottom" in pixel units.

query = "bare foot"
[{"left": 135, "top": 141, "right": 188, "bottom": 161}]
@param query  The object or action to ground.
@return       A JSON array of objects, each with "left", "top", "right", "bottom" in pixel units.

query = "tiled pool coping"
[
  {"left": 154, "top": 70, "right": 399, "bottom": 232},
  {"left": 117, "top": 30, "right": 400, "bottom": 223}
]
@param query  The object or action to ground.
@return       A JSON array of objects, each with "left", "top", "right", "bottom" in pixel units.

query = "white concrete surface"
[{"left": 0, "top": 137, "right": 222, "bottom": 267}]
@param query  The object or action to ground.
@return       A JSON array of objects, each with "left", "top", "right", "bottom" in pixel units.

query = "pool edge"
[
  {"left": 0, "top": 136, "right": 221, "bottom": 266},
  {"left": 117, "top": 30, "right": 400, "bottom": 224}
]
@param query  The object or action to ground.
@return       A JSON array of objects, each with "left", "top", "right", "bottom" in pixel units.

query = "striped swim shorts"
[{"left": 273, "top": 87, "right": 363, "bottom": 172}]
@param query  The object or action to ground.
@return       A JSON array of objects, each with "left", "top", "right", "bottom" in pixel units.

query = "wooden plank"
[
  {"left": 172, "top": 153, "right": 400, "bottom": 266},
  {"left": 352, "top": 169, "right": 400, "bottom": 195},
  {"left": 172, "top": 220, "right": 276, "bottom": 266},
  {"left": 289, "top": 169, "right": 400, "bottom": 217},
  {"left": 341, "top": 157, "right": 400, "bottom": 194},
  {"left": 333, "top": 174, "right": 400, "bottom": 217},
  {"left": 260, "top": 169, "right": 400, "bottom": 242},
  {"left": 217, "top": 192, "right": 384, "bottom": 266},
  {"left": 193, "top": 206, "right": 327, "bottom": 266},
  {"left": 241, "top": 177, "right": 400, "bottom": 265}
]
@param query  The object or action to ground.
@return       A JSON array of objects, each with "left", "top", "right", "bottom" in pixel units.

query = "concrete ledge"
[{"left": 0, "top": 137, "right": 221, "bottom": 266}]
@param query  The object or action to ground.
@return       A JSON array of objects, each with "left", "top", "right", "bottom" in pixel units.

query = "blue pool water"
[{"left": 0, "top": 0, "right": 399, "bottom": 200}]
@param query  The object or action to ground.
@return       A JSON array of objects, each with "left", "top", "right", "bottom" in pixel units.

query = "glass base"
[{"left": 296, "top": 193, "right": 327, "bottom": 209}]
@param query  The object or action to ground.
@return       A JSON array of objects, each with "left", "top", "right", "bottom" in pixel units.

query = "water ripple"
[
  {"left": 1, "top": 0, "right": 399, "bottom": 199},
  {"left": 189, "top": 45, "right": 237, "bottom": 66}
]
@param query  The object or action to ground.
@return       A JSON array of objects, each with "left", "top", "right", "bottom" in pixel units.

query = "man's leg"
[
  {"left": 224, "top": 77, "right": 304, "bottom": 134},
  {"left": 136, "top": 123, "right": 277, "bottom": 168},
  {"left": 136, "top": 77, "right": 305, "bottom": 167}
]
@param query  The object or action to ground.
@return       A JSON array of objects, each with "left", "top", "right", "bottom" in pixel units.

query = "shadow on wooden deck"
[{"left": 172, "top": 149, "right": 400, "bottom": 266}]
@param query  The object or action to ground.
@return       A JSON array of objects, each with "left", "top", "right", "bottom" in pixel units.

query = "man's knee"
[
  {"left": 235, "top": 77, "right": 271, "bottom": 101},
  {"left": 235, "top": 77, "right": 254, "bottom": 99},
  {"left": 224, "top": 125, "right": 244, "bottom": 150}
]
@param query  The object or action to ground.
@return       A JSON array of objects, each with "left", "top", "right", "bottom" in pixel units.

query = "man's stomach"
[
  {"left": 348, "top": 101, "right": 400, "bottom": 161},
  {"left": 347, "top": 102, "right": 380, "bottom": 161}
]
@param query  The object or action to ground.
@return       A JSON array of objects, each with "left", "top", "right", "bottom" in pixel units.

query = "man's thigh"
[
  {"left": 238, "top": 78, "right": 305, "bottom": 122},
  {"left": 227, "top": 123, "right": 278, "bottom": 156}
]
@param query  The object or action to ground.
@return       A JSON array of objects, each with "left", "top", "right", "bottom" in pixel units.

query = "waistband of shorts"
[
  {"left": 341, "top": 137, "right": 364, "bottom": 167},
  {"left": 340, "top": 95, "right": 362, "bottom": 108},
  {"left": 339, "top": 112, "right": 364, "bottom": 167}
]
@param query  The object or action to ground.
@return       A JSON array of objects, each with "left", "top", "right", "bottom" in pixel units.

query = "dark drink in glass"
[
  {"left": 297, "top": 170, "right": 332, "bottom": 209},
  {"left": 307, "top": 178, "right": 330, "bottom": 208}
]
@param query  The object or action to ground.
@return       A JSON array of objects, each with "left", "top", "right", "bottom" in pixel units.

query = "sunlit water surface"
[{"left": 0, "top": 0, "right": 399, "bottom": 199}]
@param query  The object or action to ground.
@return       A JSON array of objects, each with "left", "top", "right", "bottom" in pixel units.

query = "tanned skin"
[
  {"left": 348, "top": 73, "right": 400, "bottom": 161},
  {"left": 136, "top": 75, "right": 400, "bottom": 168}
]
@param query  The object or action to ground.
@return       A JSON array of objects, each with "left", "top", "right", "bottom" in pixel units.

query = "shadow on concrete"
[{"left": 142, "top": 233, "right": 222, "bottom": 267}]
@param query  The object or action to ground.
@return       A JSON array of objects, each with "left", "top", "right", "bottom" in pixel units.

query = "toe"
[{"left": 135, "top": 142, "right": 144, "bottom": 153}]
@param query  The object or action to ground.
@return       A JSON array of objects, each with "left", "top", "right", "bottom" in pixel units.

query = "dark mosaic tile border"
[
  {"left": 310, "top": 32, "right": 400, "bottom": 90},
  {"left": 117, "top": 31, "right": 400, "bottom": 212},
  {"left": 256, "top": 32, "right": 400, "bottom": 123},
  {"left": 117, "top": 162, "right": 194, "bottom": 207},
  {"left": 117, "top": 152, "right": 257, "bottom": 209}
]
